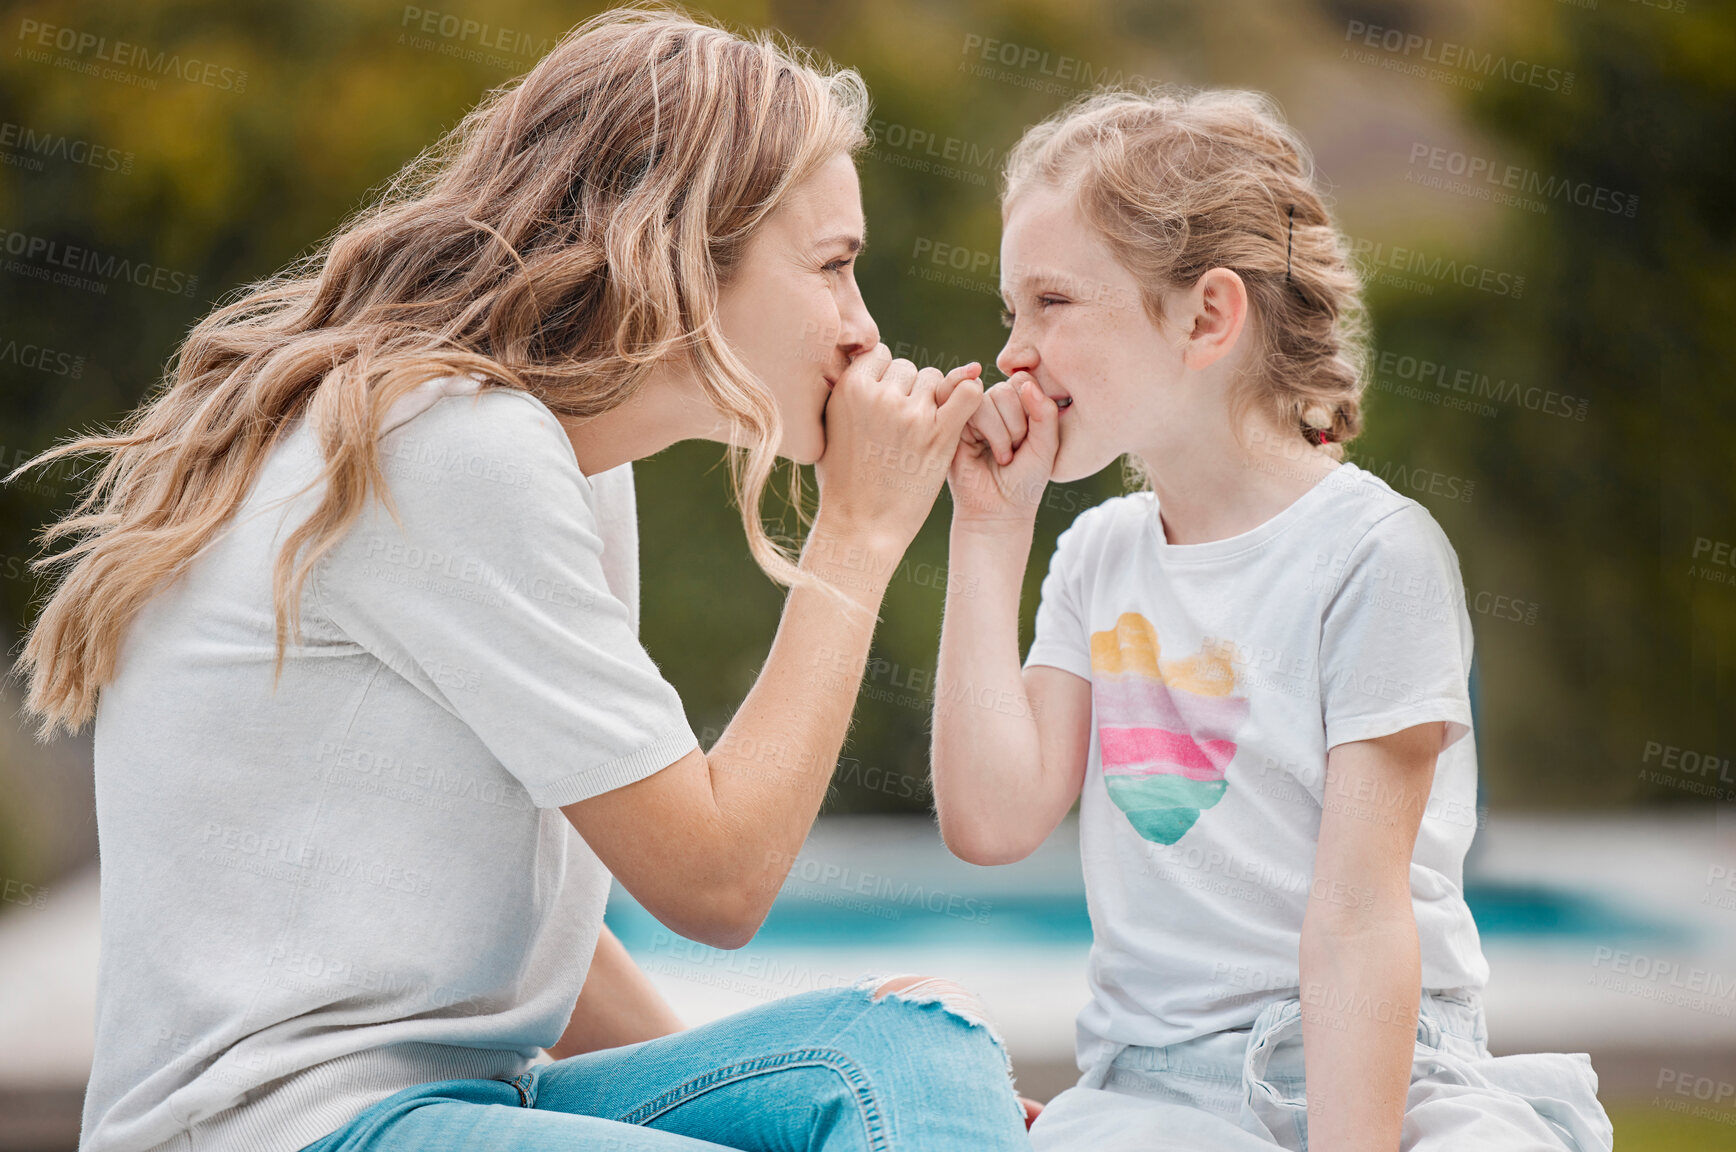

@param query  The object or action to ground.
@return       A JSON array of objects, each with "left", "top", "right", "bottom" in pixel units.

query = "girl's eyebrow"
[{"left": 1001, "top": 263, "right": 1071, "bottom": 304}]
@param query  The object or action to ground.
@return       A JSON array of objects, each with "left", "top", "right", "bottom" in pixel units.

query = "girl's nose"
[{"left": 996, "top": 338, "right": 1035, "bottom": 381}]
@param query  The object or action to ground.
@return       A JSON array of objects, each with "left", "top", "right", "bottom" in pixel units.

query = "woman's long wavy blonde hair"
[{"left": 7, "top": 4, "right": 871, "bottom": 738}]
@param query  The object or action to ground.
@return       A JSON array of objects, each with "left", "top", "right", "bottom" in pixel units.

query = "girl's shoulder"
[
  {"left": 1039, "top": 491, "right": 1155, "bottom": 570},
  {"left": 1062, "top": 490, "right": 1156, "bottom": 540},
  {"left": 1312, "top": 462, "right": 1459, "bottom": 559},
  {"left": 1304, "top": 464, "right": 1467, "bottom": 606},
  {"left": 1043, "top": 467, "right": 1461, "bottom": 578}
]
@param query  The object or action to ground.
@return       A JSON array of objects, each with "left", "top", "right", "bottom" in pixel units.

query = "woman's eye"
[
  {"left": 1039, "top": 296, "right": 1065, "bottom": 308},
  {"left": 824, "top": 257, "right": 854, "bottom": 273}
]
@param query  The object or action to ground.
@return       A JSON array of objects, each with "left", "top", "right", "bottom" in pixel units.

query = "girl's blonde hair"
[
  {"left": 7, "top": 4, "right": 870, "bottom": 738},
  {"left": 1002, "top": 86, "right": 1368, "bottom": 465}
]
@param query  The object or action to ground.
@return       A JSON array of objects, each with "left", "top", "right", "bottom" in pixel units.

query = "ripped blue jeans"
[{"left": 295, "top": 974, "right": 1030, "bottom": 1152}]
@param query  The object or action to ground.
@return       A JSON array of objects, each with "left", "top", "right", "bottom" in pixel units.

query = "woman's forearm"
[
  {"left": 548, "top": 925, "right": 685, "bottom": 1059},
  {"left": 697, "top": 515, "right": 902, "bottom": 920},
  {"left": 562, "top": 364, "right": 989, "bottom": 951},
  {"left": 1299, "top": 909, "right": 1420, "bottom": 1152}
]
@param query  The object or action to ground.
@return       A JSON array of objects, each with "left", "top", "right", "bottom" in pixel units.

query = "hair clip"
[{"left": 1285, "top": 203, "right": 1295, "bottom": 284}]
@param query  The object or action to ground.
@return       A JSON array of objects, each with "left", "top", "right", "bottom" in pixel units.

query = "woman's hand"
[
  {"left": 945, "top": 372, "right": 1059, "bottom": 529},
  {"left": 814, "top": 343, "right": 983, "bottom": 550}
]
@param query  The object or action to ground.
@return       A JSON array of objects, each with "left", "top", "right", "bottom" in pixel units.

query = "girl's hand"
[
  {"left": 814, "top": 345, "right": 984, "bottom": 549},
  {"left": 945, "top": 371, "right": 1059, "bottom": 528}
]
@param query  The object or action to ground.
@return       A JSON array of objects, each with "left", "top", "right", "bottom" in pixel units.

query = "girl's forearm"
[
  {"left": 931, "top": 521, "right": 1043, "bottom": 861},
  {"left": 1299, "top": 911, "right": 1421, "bottom": 1152}
]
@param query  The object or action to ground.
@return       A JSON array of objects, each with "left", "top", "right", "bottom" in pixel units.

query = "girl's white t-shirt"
[
  {"left": 1023, "top": 463, "right": 1489, "bottom": 1071},
  {"left": 79, "top": 376, "right": 698, "bottom": 1152}
]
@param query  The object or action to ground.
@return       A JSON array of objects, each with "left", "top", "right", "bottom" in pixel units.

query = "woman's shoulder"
[
  {"left": 379, "top": 373, "right": 579, "bottom": 470},
  {"left": 364, "top": 374, "right": 622, "bottom": 526}
]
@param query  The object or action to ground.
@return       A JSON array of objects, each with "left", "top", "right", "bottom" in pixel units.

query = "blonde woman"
[{"left": 10, "top": 9, "right": 1032, "bottom": 1152}]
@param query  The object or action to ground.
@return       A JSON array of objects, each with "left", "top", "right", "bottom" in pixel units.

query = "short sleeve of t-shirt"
[
  {"left": 1023, "top": 509, "right": 1099, "bottom": 681},
  {"left": 1319, "top": 502, "right": 1474, "bottom": 753},
  {"left": 311, "top": 386, "right": 698, "bottom": 809}
]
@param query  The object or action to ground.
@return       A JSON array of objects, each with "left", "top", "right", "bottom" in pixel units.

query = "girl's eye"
[{"left": 999, "top": 307, "right": 1015, "bottom": 329}]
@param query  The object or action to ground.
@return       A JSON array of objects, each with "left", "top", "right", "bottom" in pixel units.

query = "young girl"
[{"left": 930, "top": 88, "right": 1614, "bottom": 1152}]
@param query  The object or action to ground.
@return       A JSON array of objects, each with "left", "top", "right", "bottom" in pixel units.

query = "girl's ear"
[{"left": 1181, "top": 268, "right": 1249, "bottom": 372}]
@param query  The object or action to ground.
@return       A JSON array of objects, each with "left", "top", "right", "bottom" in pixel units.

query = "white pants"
[{"left": 1029, "top": 990, "right": 1613, "bottom": 1152}]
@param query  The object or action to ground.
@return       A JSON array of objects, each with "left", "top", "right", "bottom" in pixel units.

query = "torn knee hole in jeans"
[{"left": 855, "top": 973, "right": 1018, "bottom": 1087}]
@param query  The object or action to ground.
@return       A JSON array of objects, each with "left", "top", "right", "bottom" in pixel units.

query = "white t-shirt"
[
  {"left": 1023, "top": 463, "right": 1489, "bottom": 1071},
  {"left": 80, "top": 375, "right": 698, "bottom": 1152}
]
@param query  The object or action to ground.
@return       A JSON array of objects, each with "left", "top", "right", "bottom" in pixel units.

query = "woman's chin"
[{"left": 776, "top": 428, "right": 825, "bottom": 467}]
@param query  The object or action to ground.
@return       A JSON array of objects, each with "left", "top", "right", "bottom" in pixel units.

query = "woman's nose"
[{"left": 837, "top": 287, "right": 879, "bottom": 358}]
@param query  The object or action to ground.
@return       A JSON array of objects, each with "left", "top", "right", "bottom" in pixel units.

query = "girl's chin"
[
  {"left": 1047, "top": 441, "right": 1077, "bottom": 484},
  {"left": 1048, "top": 444, "right": 1116, "bottom": 486}
]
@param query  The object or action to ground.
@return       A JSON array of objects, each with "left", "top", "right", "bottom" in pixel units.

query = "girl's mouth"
[{"left": 1055, "top": 396, "right": 1073, "bottom": 409}]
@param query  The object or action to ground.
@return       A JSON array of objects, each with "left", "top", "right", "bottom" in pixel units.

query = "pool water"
[{"left": 605, "top": 879, "right": 1692, "bottom": 951}]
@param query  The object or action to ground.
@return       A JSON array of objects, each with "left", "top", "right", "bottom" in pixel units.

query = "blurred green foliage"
[
  {"left": 1367, "top": 1, "right": 1736, "bottom": 807},
  {"left": 0, "top": 0, "right": 1729, "bottom": 888}
]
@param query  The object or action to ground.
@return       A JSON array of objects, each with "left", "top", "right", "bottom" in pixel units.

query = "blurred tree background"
[{"left": 0, "top": 0, "right": 1731, "bottom": 892}]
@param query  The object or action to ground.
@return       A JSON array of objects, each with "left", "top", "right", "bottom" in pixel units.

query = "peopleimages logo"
[
  {"left": 0, "top": 337, "right": 84, "bottom": 379},
  {"left": 0, "top": 225, "right": 198, "bottom": 297},
  {"left": 15, "top": 19, "right": 248, "bottom": 93},
  {"left": 1347, "top": 236, "right": 1524, "bottom": 299},
  {"left": 1368, "top": 347, "right": 1589, "bottom": 421},
  {"left": 0, "top": 121, "right": 134, "bottom": 175},
  {"left": 1406, "top": 144, "right": 1638, "bottom": 218},
  {"left": 1342, "top": 21, "right": 1575, "bottom": 95}
]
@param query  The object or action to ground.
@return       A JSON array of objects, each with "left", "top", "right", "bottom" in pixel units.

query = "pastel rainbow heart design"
[{"left": 1091, "top": 613, "right": 1248, "bottom": 844}]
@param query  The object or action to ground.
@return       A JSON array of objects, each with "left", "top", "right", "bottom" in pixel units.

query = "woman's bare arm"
[
  {"left": 562, "top": 350, "right": 984, "bottom": 949},
  {"left": 547, "top": 925, "right": 684, "bottom": 1059}
]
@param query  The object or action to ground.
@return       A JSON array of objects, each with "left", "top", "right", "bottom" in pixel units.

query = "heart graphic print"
[{"left": 1090, "top": 612, "right": 1249, "bottom": 844}]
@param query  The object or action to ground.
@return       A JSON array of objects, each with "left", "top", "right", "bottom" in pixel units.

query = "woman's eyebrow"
[{"left": 814, "top": 230, "right": 865, "bottom": 255}]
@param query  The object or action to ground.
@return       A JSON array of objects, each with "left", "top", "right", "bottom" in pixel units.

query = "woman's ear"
[{"left": 1181, "top": 268, "right": 1249, "bottom": 372}]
